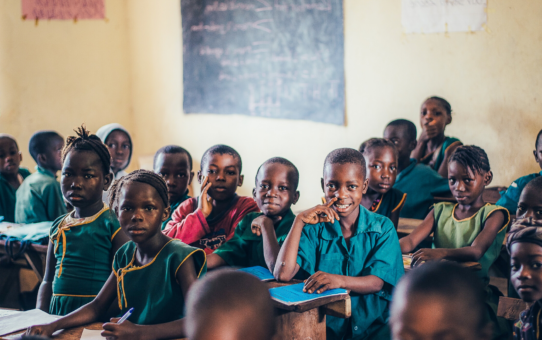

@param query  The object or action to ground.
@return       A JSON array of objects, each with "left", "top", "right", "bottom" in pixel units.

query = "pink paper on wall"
[{"left": 22, "top": 0, "right": 105, "bottom": 20}]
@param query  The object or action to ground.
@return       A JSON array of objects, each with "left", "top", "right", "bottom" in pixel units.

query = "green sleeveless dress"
[
  {"left": 433, "top": 202, "right": 511, "bottom": 340},
  {"left": 420, "top": 136, "right": 461, "bottom": 172},
  {"left": 113, "top": 239, "right": 206, "bottom": 325},
  {"left": 49, "top": 205, "right": 122, "bottom": 315},
  {"left": 371, "top": 188, "right": 407, "bottom": 220}
]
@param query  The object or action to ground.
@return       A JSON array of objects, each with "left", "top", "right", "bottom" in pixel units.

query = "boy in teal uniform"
[
  {"left": 15, "top": 131, "right": 67, "bottom": 223},
  {"left": 0, "top": 134, "right": 31, "bottom": 222},
  {"left": 496, "top": 129, "right": 542, "bottom": 215},
  {"left": 275, "top": 148, "right": 404, "bottom": 340},
  {"left": 383, "top": 119, "right": 450, "bottom": 220},
  {"left": 208, "top": 157, "right": 300, "bottom": 271},
  {"left": 153, "top": 145, "right": 194, "bottom": 229},
  {"left": 411, "top": 96, "right": 462, "bottom": 178}
]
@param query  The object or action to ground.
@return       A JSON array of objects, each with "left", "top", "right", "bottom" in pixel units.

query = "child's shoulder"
[
  {"left": 360, "top": 207, "right": 396, "bottom": 234},
  {"left": 114, "top": 241, "right": 137, "bottom": 267},
  {"left": 510, "top": 171, "right": 542, "bottom": 188}
]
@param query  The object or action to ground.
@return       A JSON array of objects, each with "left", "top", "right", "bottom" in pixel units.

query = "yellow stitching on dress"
[
  {"left": 451, "top": 203, "right": 490, "bottom": 222},
  {"left": 392, "top": 193, "right": 407, "bottom": 213}
]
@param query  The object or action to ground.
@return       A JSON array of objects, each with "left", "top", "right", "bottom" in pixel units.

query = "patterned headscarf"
[{"left": 506, "top": 217, "right": 542, "bottom": 254}]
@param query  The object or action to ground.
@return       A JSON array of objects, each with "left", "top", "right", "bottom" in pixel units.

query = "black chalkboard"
[{"left": 181, "top": 0, "right": 345, "bottom": 125}]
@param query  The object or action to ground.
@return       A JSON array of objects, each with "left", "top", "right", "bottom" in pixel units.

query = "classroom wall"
[
  {"left": 0, "top": 0, "right": 135, "bottom": 172},
  {"left": 126, "top": 0, "right": 542, "bottom": 210},
  {"left": 1, "top": 1, "right": 541, "bottom": 211}
]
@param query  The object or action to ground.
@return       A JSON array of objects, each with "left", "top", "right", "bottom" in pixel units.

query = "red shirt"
[{"left": 163, "top": 195, "right": 259, "bottom": 254}]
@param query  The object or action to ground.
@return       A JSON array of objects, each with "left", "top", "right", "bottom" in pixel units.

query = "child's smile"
[{"left": 253, "top": 163, "right": 298, "bottom": 217}]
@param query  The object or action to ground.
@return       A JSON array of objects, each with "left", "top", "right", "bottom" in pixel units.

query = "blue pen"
[{"left": 117, "top": 308, "right": 134, "bottom": 324}]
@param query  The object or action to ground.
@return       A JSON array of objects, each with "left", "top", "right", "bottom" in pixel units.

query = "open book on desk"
[
  {"left": 238, "top": 266, "right": 275, "bottom": 281},
  {"left": 269, "top": 282, "right": 348, "bottom": 306}
]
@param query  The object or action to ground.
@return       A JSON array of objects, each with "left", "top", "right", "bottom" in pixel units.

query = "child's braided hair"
[
  {"left": 62, "top": 125, "right": 111, "bottom": 174},
  {"left": 448, "top": 145, "right": 491, "bottom": 175},
  {"left": 109, "top": 169, "right": 169, "bottom": 212},
  {"left": 359, "top": 138, "right": 397, "bottom": 157}
]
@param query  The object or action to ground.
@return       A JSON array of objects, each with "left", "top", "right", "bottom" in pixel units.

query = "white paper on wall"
[{"left": 402, "top": 0, "right": 487, "bottom": 34}]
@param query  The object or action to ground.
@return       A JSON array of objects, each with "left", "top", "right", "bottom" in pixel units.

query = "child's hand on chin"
[
  {"left": 251, "top": 215, "right": 276, "bottom": 236},
  {"left": 411, "top": 248, "right": 447, "bottom": 267},
  {"left": 298, "top": 198, "right": 340, "bottom": 225},
  {"left": 102, "top": 318, "right": 145, "bottom": 340},
  {"left": 26, "top": 323, "right": 56, "bottom": 337}
]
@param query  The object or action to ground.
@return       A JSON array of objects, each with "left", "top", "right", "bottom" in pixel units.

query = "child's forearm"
[
  {"left": 342, "top": 274, "right": 384, "bottom": 295},
  {"left": 139, "top": 319, "right": 186, "bottom": 340},
  {"left": 399, "top": 236, "right": 415, "bottom": 254},
  {"left": 36, "top": 281, "right": 53, "bottom": 312},
  {"left": 410, "top": 138, "right": 428, "bottom": 161},
  {"left": 50, "top": 302, "right": 103, "bottom": 331},
  {"left": 206, "top": 253, "right": 226, "bottom": 270},
  {"left": 273, "top": 217, "right": 304, "bottom": 281},
  {"left": 261, "top": 222, "right": 280, "bottom": 273}
]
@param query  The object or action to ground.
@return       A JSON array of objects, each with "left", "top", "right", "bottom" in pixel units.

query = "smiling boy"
[
  {"left": 164, "top": 145, "right": 259, "bottom": 254},
  {"left": 16, "top": 131, "right": 67, "bottom": 223},
  {"left": 208, "top": 157, "right": 300, "bottom": 271},
  {"left": 0, "top": 134, "right": 31, "bottom": 222},
  {"left": 275, "top": 148, "right": 404, "bottom": 340}
]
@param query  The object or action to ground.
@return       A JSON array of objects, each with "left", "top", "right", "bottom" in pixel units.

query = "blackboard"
[{"left": 181, "top": 0, "right": 345, "bottom": 125}]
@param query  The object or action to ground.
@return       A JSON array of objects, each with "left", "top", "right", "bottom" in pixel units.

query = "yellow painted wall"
[
  {"left": 0, "top": 0, "right": 135, "bottom": 171},
  {"left": 1, "top": 0, "right": 541, "bottom": 211}
]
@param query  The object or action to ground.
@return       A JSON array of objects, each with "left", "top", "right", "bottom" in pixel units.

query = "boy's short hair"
[
  {"left": 186, "top": 269, "right": 275, "bottom": 340},
  {"left": 392, "top": 261, "right": 487, "bottom": 331},
  {"left": 386, "top": 119, "right": 417, "bottom": 143},
  {"left": 255, "top": 157, "right": 299, "bottom": 190},
  {"left": 448, "top": 145, "right": 490, "bottom": 175},
  {"left": 425, "top": 96, "right": 452, "bottom": 115},
  {"left": 324, "top": 148, "right": 366, "bottom": 178},
  {"left": 536, "top": 129, "right": 542, "bottom": 149},
  {"left": 201, "top": 144, "right": 242, "bottom": 172},
  {"left": 359, "top": 138, "right": 397, "bottom": 157},
  {"left": 0, "top": 134, "right": 19, "bottom": 150},
  {"left": 28, "top": 131, "right": 62, "bottom": 163},
  {"left": 524, "top": 176, "right": 542, "bottom": 196},
  {"left": 153, "top": 145, "right": 193, "bottom": 170}
]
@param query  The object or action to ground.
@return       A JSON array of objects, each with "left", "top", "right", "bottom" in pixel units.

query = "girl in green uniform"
[
  {"left": 400, "top": 145, "right": 511, "bottom": 340},
  {"left": 27, "top": 170, "right": 206, "bottom": 340},
  {"left": 36, "top": 126, "right": 129, "bottom": 316},
  {"left": 410, "top": 96, "right": 462, "bottom": 178},
  {"left": 359, "top": 138, "right": 406, "bottom": 229}
]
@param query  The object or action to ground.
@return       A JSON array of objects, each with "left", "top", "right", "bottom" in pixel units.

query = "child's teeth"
[{"left": 336, "top": 204, "right": 348, "bottom": 208}]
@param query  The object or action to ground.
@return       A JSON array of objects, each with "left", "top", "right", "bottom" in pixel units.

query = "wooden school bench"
[{"left": 0, "top": 239, "right": 47, "bottom": 282}]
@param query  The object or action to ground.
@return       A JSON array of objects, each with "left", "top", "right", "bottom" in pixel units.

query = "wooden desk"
[
  {"left": 0, "top": 239, "right": 47, "bottom": 282},
  {"left": 267, "top": 280, "right": 350, "bottom": 340},
  {"left": 397, "top": 218, "right": 423, "bottom": 236}
]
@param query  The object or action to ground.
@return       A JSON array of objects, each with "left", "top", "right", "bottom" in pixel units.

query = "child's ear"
[
  {"left": 362, "top": 178, "right": 369, "bottom": 194},
  {"left": 252, "top": 187, "right": 256, "bottom": 199},
  {"left": 238, "top": 174, "right": 244, "bottom": 187},
  {"left": 197, "top": 170, "right": 203, "bottom": 184},
  {"left": 446, "top": 113, "right": 452, "bottom": 125},
  {"left": 321, "top": 178, "right": 325, "bottom": 192},
  {"left": 293, "top": 191, "right": 300, "bottom": 205},
  {"left": 483, "top": 171, "right": 493, "bottom": 186},
  {"left": 188, "top": 171, "right": 195, "bottom": 185},
  {"left": 408, "top": 140, "right": 417, "bottom": 152},
  {"left": 36, "top": 153, "right": 45, "bottom": 166},
  {"left": 18, "top": 151, "right": 23, "bottom": 163},
  {"left": 103, "top": 172, "right": 114, "bottom": 191},
  {"left": 534, "top": 150, "right": 539, "bottom": 162},
  {"left": 162, "top": 206, "right": 171, "bottom": 222}
]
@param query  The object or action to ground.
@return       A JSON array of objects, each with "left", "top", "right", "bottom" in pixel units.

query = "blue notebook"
[
  {"left": 269, "top": 283, "right": 348, "bottom": 305},
  {"left": 238, "top": 266, "right": 275, "bottom": 281}
]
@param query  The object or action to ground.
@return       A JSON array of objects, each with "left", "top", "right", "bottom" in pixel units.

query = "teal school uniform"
[
  {"left": 420, "top": 136, "right": 461, "bottom": 172},
  {"left": 49, "top": 205, "right": 122, "bottom": 315},
  {"left": 15, "top": 166, "right": 67, "bottom": 223},
  {"left": 114, "top": 239, "right": 206, "bottom": 325},
  {"left": 496, "top": 171, "right": 542, "bottom": 214},
  {"left": 394, "top": 159, "right": 450, "bottom": 219},
  {"left": 296, "top": 206, "right": 404, "bottom": 340},
  {"left": 0, "top": 168, "right": 31, "bottom": 222},
  {"left": 371, "top": 188, "right": 406, "bottom": 220},
  {"left": 161, "top": 191, "right": 190, "bottom": 230},
  {"left": 213, "top": 209, "right": 295, "bottom": 268}
]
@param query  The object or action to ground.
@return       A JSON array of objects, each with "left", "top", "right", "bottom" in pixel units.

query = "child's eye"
[
  {"left": 84, "top": 175, "right": 93, "bottom": 179},
  {"left": 279, "top": 186, "right": 288, "bottom": 191},
  {"left": 227, "top": 171, "right": 236, "bottom": 175},
  {"left": 121, "top": 206, "right": 132, "bottom": 211},
  {"left": 390, "top": 166, "right": 397, "bottom": 171},
  {"left": 260, "top": 184, "right": 269, "bottom": 189},
  {"left": 464, "top": 179, "right": 471, "bottom": 183},
  {"left": 348, "top": 185, "right": 357, "bottom": 190},
  {"left": 177, "top": 173, "right": 186, "bottom": 178},
  {"left": 327, "top": 184, "right": 336, "bottom": 189},
  {"left": 62, "top": 172, "right": 71, "bottom": 177},
  {"left": 533, "top": 262, "right": 542, "bottom": 269},
  {"left": 122, "top": 144, "right": 130, "bottom": 149},
  {"left": 145, "top": 206, "right": 156, "bottom": 211},
  {"left": 511, "top": 263, "right": 520, "bottom": 271},
  {"left": 373, "top": 165, "right": 381, "bottom": 170},
  {"left": 208, "top": 170, "right": 216, "bottom": 174}
]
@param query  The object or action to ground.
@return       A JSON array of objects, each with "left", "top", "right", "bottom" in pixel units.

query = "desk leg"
[{"left": 274, "top": 307, "right": 326, "bottom": 340}]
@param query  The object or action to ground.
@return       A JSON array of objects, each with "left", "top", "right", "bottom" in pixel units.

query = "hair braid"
[
  {"left": 448, "top": 145, "right": 491, "bottom": 175},
  {"left": 62, "top": 124, "right": 111, "bottom": 174},
  {"left": 109, "top": 169, "right": 169, "bottom": 212}
]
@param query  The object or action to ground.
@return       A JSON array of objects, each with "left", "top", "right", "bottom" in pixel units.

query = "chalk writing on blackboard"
[
  {"left": 182, "top": 0, "right": 345, "bottom": 125},
  {"left": 22, "top": 0, "right": 105, "bottom": 20}
]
